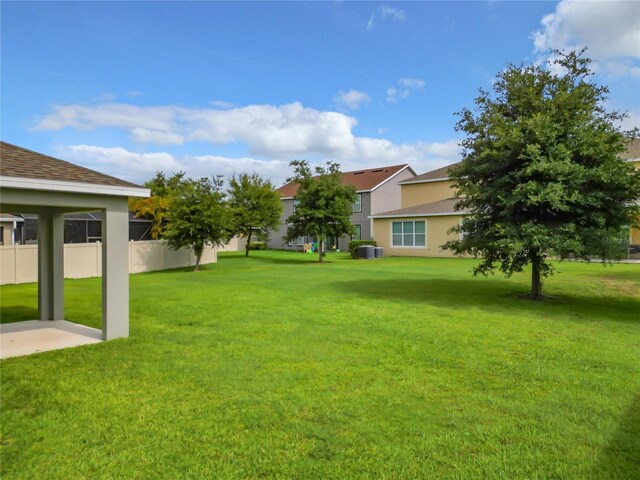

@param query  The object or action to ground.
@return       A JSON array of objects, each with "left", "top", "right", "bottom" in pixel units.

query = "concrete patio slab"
[{"left": 0, "top": 320, "right": 102, "bottom": 359}]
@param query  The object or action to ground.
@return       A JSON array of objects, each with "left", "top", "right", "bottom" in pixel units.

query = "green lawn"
[{"left": 1, "top": 250, "right": 639, "bottom": 479}]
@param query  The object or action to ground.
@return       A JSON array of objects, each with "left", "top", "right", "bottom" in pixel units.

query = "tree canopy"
[
  {"left": 444, "top": 50, "right": 640, "bottom": 298},
  {"left": 228, "top": 173, "right": 282, "bottom": 257},
  {"left": 284, "top": 160, "right": 356, "bottom": 263},
  {"left": 163, "top": 176, "right": 232, "bottom": 271},
  {"left": 129, "top": 171, "right": 186, "bottom": 239}
]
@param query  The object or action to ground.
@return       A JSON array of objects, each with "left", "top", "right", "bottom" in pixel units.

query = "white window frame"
[
  {"left": 352, "top": 224, "right": 361, "bottom": 241},
  {"left": 459, "top": 218, "right": 469, "bottom": 241},
  {"left": 390, "top": 220, "right": 426, "bottom": 248},
  {"left": 352, "top": 193, "right": 362, "bottom": 213}
]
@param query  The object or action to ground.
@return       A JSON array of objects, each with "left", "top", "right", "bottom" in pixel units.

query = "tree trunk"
[
  {"left": 530, "top": 252, "right": 543, "bottom": 299},
  {"left": 318, "top": 238, "right": 324, "bottom": 263},
  {"left": 193, "top": 245, "right": 203, "bottom": 272},
  {"left": 245, "top": 231, "right": 252, "bottom": 257}
]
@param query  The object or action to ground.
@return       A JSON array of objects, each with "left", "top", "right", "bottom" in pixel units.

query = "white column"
[
  {"left": 38, "top": 209, "right": 65, "bottom": 320},
  {"left": 101, "top": 201, "right": 129, "bottom": 340}
]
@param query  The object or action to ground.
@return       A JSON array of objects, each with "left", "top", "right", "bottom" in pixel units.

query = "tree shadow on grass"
[
  {"left": 334, "top": 278, "right": 640, "bottom": 324},
  {"left": 594, "top": 395, "right": 640, "bottom": 479},
  {"left": 223, "top": 252, "right": 333, "bottom": 266}
]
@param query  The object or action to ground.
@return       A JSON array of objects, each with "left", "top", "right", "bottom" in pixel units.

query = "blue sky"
[{"left": 2, "top": 1, "right": 639, "bottom": 186}]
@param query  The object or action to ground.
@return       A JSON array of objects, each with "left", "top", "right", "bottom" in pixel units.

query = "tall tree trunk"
[
  {"left": 318, "top": 238, "right": 324, "bottom": 263},
  {"left": 531, "top": 251, "right": 543, "bottom": 299},
  {"left": 194, "top": 245, "right": 203, "bottom": 272},
  {"left": 245, "top": 231, "right": 252, "bottom": 257}
]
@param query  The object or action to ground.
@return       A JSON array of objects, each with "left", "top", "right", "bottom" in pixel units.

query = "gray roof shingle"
[
  {"left": 370, "top": 198, "right": 467, "bottom": 217},
  {"left": 0, "top": 141, "right": 141, "bottom": 188}
]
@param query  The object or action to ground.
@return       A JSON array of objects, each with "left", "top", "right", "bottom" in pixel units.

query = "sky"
[{"left": 2, "top": 1, "right": 639, "bottom": 187}]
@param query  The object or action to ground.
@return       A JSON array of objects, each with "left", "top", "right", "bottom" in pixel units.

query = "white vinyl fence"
[{"left": 0, "top": 240, "right": 225, "bottom": 285}]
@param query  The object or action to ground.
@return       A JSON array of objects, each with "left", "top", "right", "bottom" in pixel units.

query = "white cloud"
[
  {"left": 398, "top": 77, "right": 426, "bottom": 90},
  {"left": 210, "top": 100, "right": 237, "bottom": 109},
  {"left": 131, "top": 127, "right": 184, "bottom": 145},
  {"left": 38, "top": 100, "right": 461, "bottom": 185},
  {"left": 532, "top": 0, "right": 640, "bottom": 76},
  {"left": 367, "top": 4, "right": 406, "bottom": 31},
  {"left": 380, "top": 5, "right": 406, "bottom": 21},
  {"left": 386, "top": 77, "right": 425, "bottom": 103},
  {"left": 333, "top": 89, "right": 371, "bottom": 111},
  {"left": 614, "top": 108, "right": 640, "bottom": 132},
  {"left": 35, "top": 102, "right": 362, "bottom": 158},
  {"left": 55, "top": 138, "right": 461, "bottom": 188},
  {"left": 61, "top": 145, "right": 186, "bottom": 184}
]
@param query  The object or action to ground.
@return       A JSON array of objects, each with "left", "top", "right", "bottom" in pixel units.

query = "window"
[
  {"left": 460, "top": 218, "right": 470, "bottom": 241},
  {"left": 392, "top": 221, "right": 426, "bottom": 247},
  {"left": 297, "top": 236, "right": 305, "bottom": 246},
  {"left": 293, "top": 199, "right": 300, "bottom": 212},
  {"left": 0, "top": 226, "right": 4, "bottom": 245},
  {"left": 353, "top": 193, "right": 362, "bottom": 213},
  {"left": 352, "top": 225, "right": 361, "bottom": 240}
]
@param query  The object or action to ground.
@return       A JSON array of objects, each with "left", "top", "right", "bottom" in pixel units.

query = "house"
[
  {"left": 622, "top": 138, "right": 640, "bottom": 254},
  {"left": 370, "top": 138, "right": 640, "bottom": 258},
  {"left": 0, "top": 213, "right": 24, "bottom": 245},
  {"left": 267, "top": 164, "right": 416, "bottom": 251},
  {"left": 369, "top": 163, "right": 464, "bottom": 257}
]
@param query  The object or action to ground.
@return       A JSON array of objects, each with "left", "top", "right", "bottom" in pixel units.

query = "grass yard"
[{"left": 1, "top": 250, "right": 639, "bottom": 479}]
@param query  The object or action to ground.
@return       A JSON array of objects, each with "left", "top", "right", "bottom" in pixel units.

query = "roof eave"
[
  {"left": 0, "top": 176, "right": 150, "bottom": 198},
  {"left": 369, "top": 164, "right": 416, "bottom": 191},
  {"left": 399, "top": 176, "right": 450, "bottom": 185},
  {"left": 369, "top": 211, "right": 465, "bottom": 219}
]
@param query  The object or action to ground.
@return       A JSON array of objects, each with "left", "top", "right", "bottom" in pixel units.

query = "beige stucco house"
[
  {"left": 369, "top": 164, "right": 465, "bottom": 257},
  {"left": 622, "top": 138, "right": 640, "bottom": 250},
  {"left": 371, "top": 137, "right": 640, "bottom": 258}
]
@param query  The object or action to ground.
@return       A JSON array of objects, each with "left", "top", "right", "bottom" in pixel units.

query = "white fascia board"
[
  {"left": 0, "top": 176, "right": 150, "bottom": 198},
  {"left": 625, "top": 158, "right": 639, "bottom": 162},
  {"left": 280, "top": 196, "right": 294, "bottom": 200},
  {"left": 370, "top": 165, "right": 416, "bottom": 192},
  {"left": 399, "top": 176, "right": 450, "bottom": 185},
  {"left": 369, "top": 211, "right": 465, "bottom": 219}
]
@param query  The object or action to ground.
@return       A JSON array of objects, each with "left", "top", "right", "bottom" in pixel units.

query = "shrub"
[
  {"left": 348, "top": 240, "right": 377, "bottom": 259},
  {"left": 248, "top": 241, "right": 266, "bottom": 250}
]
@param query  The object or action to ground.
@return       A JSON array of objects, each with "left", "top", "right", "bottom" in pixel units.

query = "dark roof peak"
[
  {"left": 278, "top": 163, "right": 413, "bottom": 197},
  {"left": 0, "top": 141, "right": 142, "bottom": 188}
]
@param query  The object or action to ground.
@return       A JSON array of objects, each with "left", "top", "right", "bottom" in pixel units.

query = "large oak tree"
[{"left": 444, "top": 50, "right": 640, "bottom": 298}]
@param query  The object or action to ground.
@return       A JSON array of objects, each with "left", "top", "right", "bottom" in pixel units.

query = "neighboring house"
[
  {"left": 370, "top": 163, "right": 464, "bottom": 257},
  {"left": 0, "top": 214, "right": 24, "bottom": 245},
  {"left": 14, "top": 211, "right": 153, "bottom": 244},
  {"left": 268, "top": 164, "right": 416, "bottom": 251},
  {"left": 622, "top": 138, "right": 640, "bottom": 254},
  {"left": 371, "top": 137, "right": 640, "bottom": 258}
]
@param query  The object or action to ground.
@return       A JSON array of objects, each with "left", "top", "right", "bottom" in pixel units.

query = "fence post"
[{"left": 14, "top": 244, "right": 18, "bottom": 284}]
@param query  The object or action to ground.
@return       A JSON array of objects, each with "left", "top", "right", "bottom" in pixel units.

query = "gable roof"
[
  {"left": 0, "top": 141, "right": 141, "bottom": 188},
  {"left": 278, "top": 164, "right": 414, "bottom": 198},
  {"left": 369, "top": 198, "right": 467, "bottom": 218},
  {"left": 621, "top": 137, "right": 640, "bottom": 161},
  {"left": 399, "top": 163, "right": 460, "bottom": 185}
]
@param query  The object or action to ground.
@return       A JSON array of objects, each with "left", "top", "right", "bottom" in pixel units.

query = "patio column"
[
  {"left": 101, "top": 200, "right": 129, "bottom": 340},
  {"left": 38, "top": 209, "right": 65, "bottom": 320}
]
